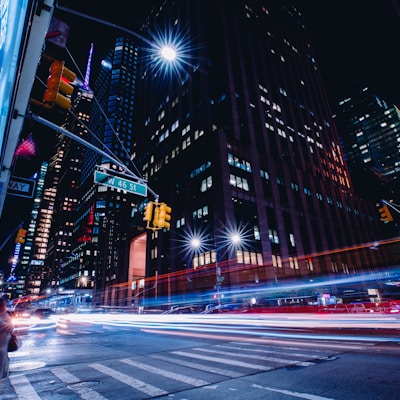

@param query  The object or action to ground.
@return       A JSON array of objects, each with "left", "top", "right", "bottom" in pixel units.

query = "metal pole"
[{"left": 30, "top": 113, "right": 159, "bottom": 199}]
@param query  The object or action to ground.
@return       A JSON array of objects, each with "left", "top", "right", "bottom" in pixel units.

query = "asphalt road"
[{"left": 2, "top": 313, "right": 400, "bottom": 399}]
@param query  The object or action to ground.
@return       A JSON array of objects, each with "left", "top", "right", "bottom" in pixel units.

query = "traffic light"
[
  {"left": 157, "top": 202, "right": 172, "bottom": 229},
  {"left": 15, "top": 228, "right": 27, "bottom": 244},
  {"left": 378, "top": 205, "right": 394, "bottom": 223},
  {"left": 43, "top": 60, "right": 76, "bottom": 109},
  {"left": 143, "top": 201, "right": 154, "bottom": 222},
  {"left": 152, "top": 204, "right": 160, "bottom": 228}
]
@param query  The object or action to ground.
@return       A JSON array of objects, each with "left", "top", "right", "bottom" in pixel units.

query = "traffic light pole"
[{"left": 30, "top": 113, "right": 159, "bottom": 200}]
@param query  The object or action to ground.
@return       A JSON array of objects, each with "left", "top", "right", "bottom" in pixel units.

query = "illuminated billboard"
[{"left": 0, "top": 0, "right": 30, "bottom": 155}]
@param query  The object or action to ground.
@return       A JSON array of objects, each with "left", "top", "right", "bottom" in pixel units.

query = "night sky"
[
  {"left": 55, "top": 0, "right": 400, "bottom": 107},
  {"left": 301, "top": 0, "right": 400, "bottom": 107}
]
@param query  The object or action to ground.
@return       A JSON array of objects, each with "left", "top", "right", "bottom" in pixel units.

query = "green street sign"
[{"left": 94, "top": 170, "right": 147, "bottom": 197}]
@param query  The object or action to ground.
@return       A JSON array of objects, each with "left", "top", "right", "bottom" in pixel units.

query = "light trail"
[{"left": 49, "top": 311, "right": 400, "bottom": 343}]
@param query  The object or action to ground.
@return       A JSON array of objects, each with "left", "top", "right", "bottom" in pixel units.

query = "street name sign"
[
  {"left": 94, "top": 170, "right": 147, "bottom": 197},
  {"left": 7, "top": 176, "right": 36, "bottom": 198}
]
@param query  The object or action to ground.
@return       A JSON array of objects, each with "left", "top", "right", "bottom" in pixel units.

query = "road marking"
[
  {"left": 195, "top": 347, "right": 316, "bottom": 366},
  {"left": 151, "top": 354, "right": 243, "bottom": 378},
  {"left": 252, "top": 383, "right": 335, "bottom": 400},
  {"left": 121, "top": 358, "right": 209, "bottom": 386},
  {"left": 89, "top": 362, "right": 167, "bottom": 397},
  {"left": 9, "top": 361, "right": 46, "bottom": 372},
  {"left": 171, "top": 350, "right": 273, "bottom": 371},
  {"left": 9, "top": 374, "right": 41, "bottom": 400},
  {"left": 219, "top": 343, "right": 322, "bottom": 359},
  {"left": 52, "top": 368, "right": 108, "bottom": 400}
]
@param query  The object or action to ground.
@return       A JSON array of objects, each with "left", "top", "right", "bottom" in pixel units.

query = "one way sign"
[{"left": 7, "top": 176, "right": 36, "bottom": 198}]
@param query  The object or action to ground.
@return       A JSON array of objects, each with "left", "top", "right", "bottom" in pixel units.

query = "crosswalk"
[{"left": 3, "top": 340, "right": 363, "bottom": 399}]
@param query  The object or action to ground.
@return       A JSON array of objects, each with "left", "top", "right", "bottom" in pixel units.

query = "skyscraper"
[
  {"left": 334, "top": 85, "right": 400, "bottom": 205},
  {"left": 129, "top": 0, "right": 389, "bottom": 302},
  {"left": 75, "top": 37, "right": 141, "bottom": 306}
]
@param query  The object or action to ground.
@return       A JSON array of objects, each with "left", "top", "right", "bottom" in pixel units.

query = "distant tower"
[
  {"left": 75, "top": 37, "right": 139, "bottom": 305},
  {"left": 335, "top": 86, "right": 400, "bottom": 198},
  {"left": 84, "top": 43, "right": 93, "bottom": 91},
  {"left": 36, "top": 42, "right": 95, "bottom": 295}
]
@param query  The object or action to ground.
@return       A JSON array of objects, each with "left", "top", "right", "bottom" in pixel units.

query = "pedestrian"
[{"left": 0, "top": 298, "right": 14, "bottom": 379}]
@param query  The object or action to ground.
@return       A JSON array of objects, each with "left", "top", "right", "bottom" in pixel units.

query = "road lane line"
[
  {"left": 252, "top": 383, "right": 335, "bottom": 400},
  {"left": 52, "top": 368, "right": 108, "bottom": 400},
  {"left": 120, "top": 358, "right": 209, "bottom": 386},
  {"left": 171, "top": 350, "right": 273, "bottom": 371},
  {"left": 89, "top": 363, "right": 167, "bottom": 397},
  {"left": 151, "top": 354, "right": 243, "bottom": 378},
  {"left": 9, "top": 374, "right": 41, "bottom": 400}
]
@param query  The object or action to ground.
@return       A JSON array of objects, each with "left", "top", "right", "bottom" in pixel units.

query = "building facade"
[
  {"left": 129, "top": 0, "right": 391, "bottom": 304},
  {"left": 334, "top": 85, "right": 400, "bottom": 205},
  {"left": 74, "top": 37, "right": 141, "bottom": 306}
]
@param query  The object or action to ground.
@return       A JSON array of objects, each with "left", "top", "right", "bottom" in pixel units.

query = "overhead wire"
[{"left": 63, "top": 45, "right": 144, "bottom": 180}]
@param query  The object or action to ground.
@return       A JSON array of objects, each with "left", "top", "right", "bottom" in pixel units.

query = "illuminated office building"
[
  {"left": 129, "top": 0, "right": 389, "bottom": 300},
  {"left": 76, "top": 37, "right": 140, "bottom": 305}
]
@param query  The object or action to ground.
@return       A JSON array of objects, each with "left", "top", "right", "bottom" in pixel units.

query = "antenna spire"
[{"left": 84, "top": 43, "right": 93, "bottom": 90}]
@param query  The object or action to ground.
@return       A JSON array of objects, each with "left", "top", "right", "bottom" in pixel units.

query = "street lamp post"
[{"left": 190, "top": 232, "right": 242, "bottom": 307}]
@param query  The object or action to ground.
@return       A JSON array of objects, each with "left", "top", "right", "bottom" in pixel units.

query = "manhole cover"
[
  {"left": 68, "top": 381, "right": 102, "bottom": 390},
  {"left": 10, "top": 361, "right": 46, "bottom": 371}
]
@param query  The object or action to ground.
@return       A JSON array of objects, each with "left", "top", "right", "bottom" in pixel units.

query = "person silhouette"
[{"left": 0, "top": 298, "right": 14, "bottom": 379}]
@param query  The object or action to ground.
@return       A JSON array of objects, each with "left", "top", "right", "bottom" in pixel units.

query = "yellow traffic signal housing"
[
  {"left": 15, "top": 228, "right": 27, "bottom": 244},
  {"left": 43, "top": 60, "right": 76, "bottom": 109},
  {"left": 143, "top": 202, "right": 154, "bottom": 222},
  {"left": 378, "top": 205, "right": 394, "bottom": 223},
  {"left": 152, "top": 204, "right": 160, "bottom": 228},
  {"left": 157, "top": 202, "right": 172, "bottom": 229}
]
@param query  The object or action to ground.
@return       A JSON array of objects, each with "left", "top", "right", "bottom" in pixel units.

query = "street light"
[
  {"left": 189, "top": 232, "right": 243, "bottom": 307},
  {"left": 160, "top": 46, "right": 177, "bottom": 61}
]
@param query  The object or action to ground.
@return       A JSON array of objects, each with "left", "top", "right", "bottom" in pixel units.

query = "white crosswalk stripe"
[
  {"left": 217, "top": 343, "right": 323, "bottom": 359},
  {"left": 120, "top": 358, "right": 210, "bottom": 386},
  {"left": 89, "top": 362, "right": 168, "bottom": 397},
  {"left": 194, "top": 346, "right": 316, "bottom": 367},
  {"left": 151, "top": 354, "right": 243, "bottom": 378},
  {"left": 51, "top": 368, "right": 108, "bottom": 400},
  {"left": 8, "top": 374, "right": 41, "bottom": 400},
  {"left": 170, "top": 349, "right": 274, "bottom": 370}
]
